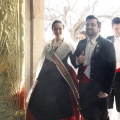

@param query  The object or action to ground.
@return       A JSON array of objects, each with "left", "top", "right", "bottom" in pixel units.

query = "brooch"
[
  {"left": 96, "top": 44, "right": 100, "bottom": 52},
  {"left": 47, "top": 40, "right": 54, "bottom": 56}
]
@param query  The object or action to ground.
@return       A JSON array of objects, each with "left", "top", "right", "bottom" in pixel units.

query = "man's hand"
[
  {"left": 77, "top": 51, "right": 85, "bottom": 64},
  {"left": 97, "top": 91, "right": 108, "bottom": 98}
]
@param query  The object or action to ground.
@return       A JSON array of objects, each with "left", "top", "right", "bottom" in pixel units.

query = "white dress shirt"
[
  {"left": 84, "top": 37, "right": 98, "bottom": 66},
  {"left": 83, "top": 35, "right": 98, "bottom": 79},
  {"left": 114, "top": 37, "right": 120, "bottom": 69}
]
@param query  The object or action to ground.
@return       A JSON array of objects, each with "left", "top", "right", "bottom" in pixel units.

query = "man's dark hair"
[
  {"left": 112, "top": 17, "right": 120, "bottom": 26},
  {"left": 52, "top": 20, "right": 64, "bottom": 30},
  {"left": 86, "top": 15, "right": 101, "bottom": 27}
]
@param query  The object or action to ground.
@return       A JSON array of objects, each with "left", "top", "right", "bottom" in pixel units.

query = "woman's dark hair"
[{"left": 52, "top": 20, "right": 64, "bottom": 30}]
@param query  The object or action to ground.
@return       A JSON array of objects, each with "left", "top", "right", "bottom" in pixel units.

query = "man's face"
[
  {"left": 112, "top": 23, "right": 120, "bottom": 37},
  {"left": 86, "top": 19, "right": 100, "bottom": 38}
]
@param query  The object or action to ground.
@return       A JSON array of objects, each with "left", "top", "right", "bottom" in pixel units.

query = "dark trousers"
[
  {"left": 79, "top": 83, "right": 109, "bottom": 120},
  {"left": 108, "top": 72, "right": 120, "bottom": 112}
]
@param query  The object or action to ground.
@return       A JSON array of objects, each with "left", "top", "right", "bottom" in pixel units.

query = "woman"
[{"left": 26, "top": 20, "right": 80, "bottom": 120}]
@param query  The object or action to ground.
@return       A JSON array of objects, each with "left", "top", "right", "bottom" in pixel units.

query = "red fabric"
[
  {"left": 68, "top": 65, "right": 79, "bottom": 88},
  {"left": 26, "top": 108, "right": 36, "bottom": 120},
  {"left": 20, "top": 84, "right": 26, "bottom": 110},
  {"left": 116, "top": 68, "right": 120, "bottom": 72},
  {"left": 66, "top": 65, "right": 84, "bottom": 120},
  {"left": 80, "top": 66, "right": 90, "bottom": 83},
  {"left": 26, "top": 65, "right": 84, "bottom": 120}
]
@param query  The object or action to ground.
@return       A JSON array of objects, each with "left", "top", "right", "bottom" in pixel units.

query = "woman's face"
[{"left": 52, "top": 23, "right": 64, "bottom": 37}]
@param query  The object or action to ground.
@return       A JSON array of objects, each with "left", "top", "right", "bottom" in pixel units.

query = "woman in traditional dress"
[{"left": 26, "top": 20, "right": 81, "bottom": 120}]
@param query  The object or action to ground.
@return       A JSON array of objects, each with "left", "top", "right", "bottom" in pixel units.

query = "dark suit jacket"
[
  {"left": 106, "top": 36, "right": 114, "bottom": 43},
  {"left": 71, "top": 35, "right": 116, "bottom": 94}
]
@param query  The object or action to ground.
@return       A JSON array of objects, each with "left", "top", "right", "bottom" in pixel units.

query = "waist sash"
[{"left": 51, "top": 53, "right": 80, "bottom": 110}]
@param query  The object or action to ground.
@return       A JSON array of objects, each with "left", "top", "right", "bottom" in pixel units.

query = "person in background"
[
  {"left": 77, "top": 31, "right": 87, "bottom": 41},
  {"left": 75, "top": 31, "right": 87, "bottom": 47},
  {"left": 107, "top": 17, "right": 120, "bottom": 120},
  {"left": 71, "top": 15, "right": 116, "bottom": 120}
]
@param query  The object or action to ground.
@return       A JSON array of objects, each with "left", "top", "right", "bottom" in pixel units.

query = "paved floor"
[{"left": 108, "top": 103, "right": 120, "bottom": 120}]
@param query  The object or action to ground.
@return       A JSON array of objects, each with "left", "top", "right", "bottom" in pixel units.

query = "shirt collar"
[
  {"left": 88, "top": 34, "right": 99, "bottom": 45},
  {"left": 114, "top": 36, "right": 120, "bottom": 41}
]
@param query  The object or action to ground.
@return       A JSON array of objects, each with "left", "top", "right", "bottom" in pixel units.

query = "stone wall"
[{"left": 25, "top": 0, "right": 44, "bottom": 94}]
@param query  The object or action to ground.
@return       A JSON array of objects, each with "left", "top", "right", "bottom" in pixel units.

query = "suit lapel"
[
  {"left": 107, "top": 36, "right": 114, "bottom": 43},
  {"left": 111, "top": 36, "right": 114, "bottom": 43},
  {"left": 92, "top": 36, "right": 102, "bottom": 57}
]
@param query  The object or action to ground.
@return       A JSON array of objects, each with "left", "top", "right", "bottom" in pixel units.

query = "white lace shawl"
[{"left": 35, "top": 39, "right": 75, "bottom": 79}]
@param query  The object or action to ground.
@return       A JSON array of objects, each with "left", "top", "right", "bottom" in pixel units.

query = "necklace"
[
  {"left": 53, "top": 38, "right": 63, "bottom": 46},
  {"left": 52, "top": 38, "right": 64, "bottom": 50}
]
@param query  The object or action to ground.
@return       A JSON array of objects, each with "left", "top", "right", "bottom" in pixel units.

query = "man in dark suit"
[
  {"left": 71, "top": 15, "right": 116, "bottom": 120},
  {"left": 107, "top": 17, "right": 120, "bottom": 119}
]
